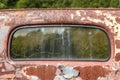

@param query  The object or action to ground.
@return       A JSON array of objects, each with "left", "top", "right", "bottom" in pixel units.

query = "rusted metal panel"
[{"left": 0, "top": 9, "right": 120, "bottom": 80}]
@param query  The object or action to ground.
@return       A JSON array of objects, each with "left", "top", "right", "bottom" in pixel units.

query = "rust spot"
[
  {"left": 24, "top": 65, "right": 56, "bottom": 80},
  {"left": 116, "top": 17, "right": 120, "bottom": 24},
  {"left": 75, "top": 66, "right": 109, "bottom": 80},
  {"left": 116, "top": 40, "right": 120, "bottom": 48},
  {"left": 115, "top": 53, "right": 120, "bottom": 61}
]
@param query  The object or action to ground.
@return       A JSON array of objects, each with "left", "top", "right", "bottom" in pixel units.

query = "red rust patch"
[
  {"left": 115, "top": 40, "right": 120, "bottom": 48},
  {"left": 116, "top": 17, "right": 120, "bottom": 24},
  {"left": 115, "top": 53, "right": 120, "bottom": 61},
  {"left": 25, "top": 65, "right": 56, "bottom": 80},
  {"left": 75, "top": 66, "right": 109, "bottom": 80}
]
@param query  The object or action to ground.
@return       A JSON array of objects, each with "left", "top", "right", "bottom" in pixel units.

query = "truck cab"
[{"left": 0, "top": 9, "right": 120, "bottom": 80}]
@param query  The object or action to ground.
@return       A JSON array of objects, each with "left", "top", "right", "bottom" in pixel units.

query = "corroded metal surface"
[
  {"left": 0, "top": 9, "right": 120, "bottom": 80},
  {"left": 115, "top": 53, "right": 120, "bottom": 61}
]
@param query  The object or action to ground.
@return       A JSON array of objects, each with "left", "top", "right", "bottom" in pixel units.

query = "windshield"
[{"left": 10, "top": 25, "right": 110, "bottom": 61}]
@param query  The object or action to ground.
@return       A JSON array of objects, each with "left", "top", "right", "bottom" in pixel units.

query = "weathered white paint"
[
  {"left": 0, "top": 27, "right": 9, "bottom": 53},
  {"left": 76, "top": 11, "right": 81, "bottom": 16}
]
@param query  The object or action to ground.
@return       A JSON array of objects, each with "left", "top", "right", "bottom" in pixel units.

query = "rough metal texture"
[{"left": 0, "top": 9, "right": 120, "bottom": 80}]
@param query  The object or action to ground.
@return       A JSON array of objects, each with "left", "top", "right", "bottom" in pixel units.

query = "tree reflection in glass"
[{"left": 10, "top": 25, "right": 110, "bottom": 61}]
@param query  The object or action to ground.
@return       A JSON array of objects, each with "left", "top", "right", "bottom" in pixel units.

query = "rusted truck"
[{"left": 0, "top": 9, "right": 120, "bottom": 80}]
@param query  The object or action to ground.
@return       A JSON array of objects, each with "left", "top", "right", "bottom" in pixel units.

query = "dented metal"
[{"left": 0, "top": 9, "right": 120, "bottom": 80}]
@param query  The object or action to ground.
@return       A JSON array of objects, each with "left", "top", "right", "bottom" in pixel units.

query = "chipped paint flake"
[
  {"left": 95, "top": 10, "right": 101, "bottom": 14},
  {"left": 87, "top": 17, "right": 102, "bottom": 23},
  {"left": 54, "top": 75, "right": 65, "bottom": 80},
  {"left": 71, "top": 14, "right": 74, "bottom": 19},
  {"left": 0, "top": 14, "right": 9, "bottom": 22},
  {"left": 104, "top": 17, "right": 114, "bottom": 27},
  {"left": 81, "top": 18, "right": 85, "bottom": 21},
  {"left": 98, "top": 77, "right": 107, "bottom": 80},
  {"left": 76, "top": 11, "right": 81, "bottom": 16},
  {"left": 30, "top": 76, "right": 40, "bottom": 80}
]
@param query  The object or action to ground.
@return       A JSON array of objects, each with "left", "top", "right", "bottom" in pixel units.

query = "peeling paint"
[
  {"left": 22, "top": 65, "right": 56, "bottom": 80},
  {"left": 54, "top": 65, "right": 80, "bottom": 80},
  {"left": 0, "top": 27, "right": 9, "bottom": 53},
  {"left": 76, "top": 11, "right": 81, "bottom": 16},
  {"left": 71, "top": 14, "right": 74, "bottom": 19},
  {"left": 30, "top": 76, "right": 40, "bottom": 80}
]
